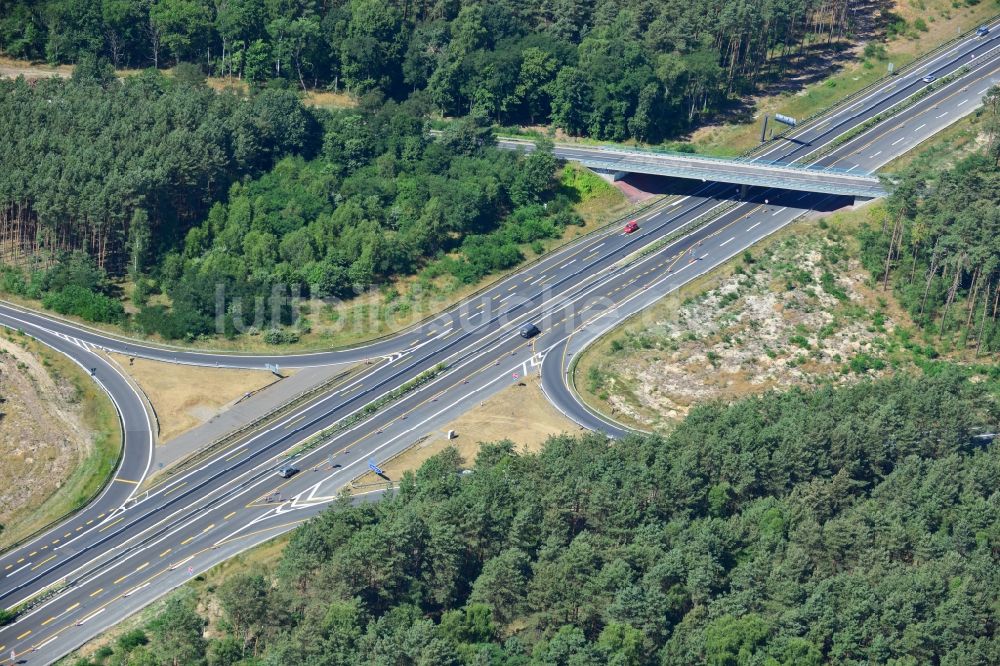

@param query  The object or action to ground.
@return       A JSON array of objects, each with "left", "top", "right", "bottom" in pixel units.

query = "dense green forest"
[
  {"left": 859, "top": 108, "right": 1000, "bottom": 354},
  {"left": 0, "top": 68, "right": 574, "bottom": 338},
  {"left": 0, "top": 0, "right": 880, "bottom": 142},
  {"left": 69, "top": 370, "right": 1000, "bottom": 665}
]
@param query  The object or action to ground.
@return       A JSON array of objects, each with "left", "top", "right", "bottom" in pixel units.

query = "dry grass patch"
[
  {"left": 351, "top": 373, "right": 579, "bottom": 490},
  {"left": 108, "top": 354, "right": 285, "bottom": 444},
  {"left": 304, "top": 90, "right": 357, "bottom": 108}
]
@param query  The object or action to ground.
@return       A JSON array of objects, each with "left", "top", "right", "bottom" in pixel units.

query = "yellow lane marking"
[
  {"left": 181, "top": 536, "right": 195, "bottom": 545},
  {"left": 114, "top": 477, "right": 139, "bottom": 485},
  {"left": 224, "top": 511, "right": 237, "bottom": 520},
  {"left": 163, "top": 482, "right": 188, "bottom": 497},
  {"left": 3, "top": 565, "right": 10, "bottom": 570},
  {"left": 66, "top": 603, "right": 79, "bottom": 612},
  {"left": 89, "top": 588, "right": 103, "bottom": 597},
  {"left": 201, "top": 524, "right": 215, "bottom": 533},
  {"left": 99, "top": 517, "right": 124, "bottom": 532},
  {"left": 16, "top": 630, "right": 31, "bottom": 640},
  {"left": 28, "top": 551, "right": 36, "bottom": 557},
  {"left": 31, "top": 555, "right": 55, "bottom": 571},
  {"left": 213, "top": 519, "right": 309, "bottom": 549},
  {"left": 475, "top": 303, "right": 484, "bottom": 310},
  {"left": 225, "top": 447, "right": 248, "bottom": 460},
  {"left": 16, "top": 558, "right": 24, "bottom": 563},
  {"left": 159, "top": 548, "right": 172, "bottom": 558},
  {"left": 113, "top": 574, "right": 129, "bottom": 585},
  {"left": 136, "top": 562, "right": 149, "bottom": 571},
  {"left": 41, "top": 617, "right": 56, "bottom": 626}
]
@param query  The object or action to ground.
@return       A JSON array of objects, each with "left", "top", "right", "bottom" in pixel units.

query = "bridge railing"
[{"left": 577, "top": 144, "right": 882, "bottom": 177}]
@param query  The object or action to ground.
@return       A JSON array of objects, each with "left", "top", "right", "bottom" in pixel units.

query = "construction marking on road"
[
  {"left": 163, "top": 482, "right": 188, "bottom": 498},
  {"left": 98, "top": 517, "right": 124, "bottom": 533},
  {"left": 31, "top": 554, "right": 56, "bottom": 571}
]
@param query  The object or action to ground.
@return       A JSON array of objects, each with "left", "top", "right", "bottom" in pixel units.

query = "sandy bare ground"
[
  {"left": 0, "top": 335, "right": 89, "bottom": 531},
  {"left": 108, "top": 353, "right": 285, "bottom": 444},
  {"left": 578, "top": 209, "right": 913, "bottom": 429},
  {"left": 352, "top": 373, "right": 580, "bottom": 488}
]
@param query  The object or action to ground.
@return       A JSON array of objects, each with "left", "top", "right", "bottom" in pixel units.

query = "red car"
[{"left": 623, "top": 220, "right": 639, "bottom": 234}]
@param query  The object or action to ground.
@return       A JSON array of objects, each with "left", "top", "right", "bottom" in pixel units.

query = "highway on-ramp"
[{"left": 1, "top": 19, "right": 999, "bottom": 664}]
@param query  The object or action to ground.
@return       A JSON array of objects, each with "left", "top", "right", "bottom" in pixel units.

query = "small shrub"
[
  {"left": 849, "top": 352, "right": 886, "bottom": 373},
  {"left": 264, "top": 328, "right": 301, "bottom": 345},
  {"left": 790, "top": 334, "right": 811, "bottom": 349}
]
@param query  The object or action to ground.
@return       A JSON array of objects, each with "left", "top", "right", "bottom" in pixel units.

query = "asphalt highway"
[
  {"left": 541, "top": 28, "right": 1000, "bottom": 432},
  {"left": 1, "top": 19, "right": 999, "bottom": 664}
]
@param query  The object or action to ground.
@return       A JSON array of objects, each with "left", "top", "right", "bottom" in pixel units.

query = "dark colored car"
[
  {"left": 519, "top": 323, "right": 541, "bottom": 338},
  {"left": 977, "top": 25, "right": 989, "bottom": 37}
]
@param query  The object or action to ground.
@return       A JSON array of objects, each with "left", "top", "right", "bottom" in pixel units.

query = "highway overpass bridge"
[{"left": 498, "top": 139, "right": 889, "bottom": 199}]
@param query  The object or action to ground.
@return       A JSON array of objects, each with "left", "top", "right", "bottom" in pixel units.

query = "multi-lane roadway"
[{"left": 1, "top": 18, "right": 999, "bottom": 664}]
